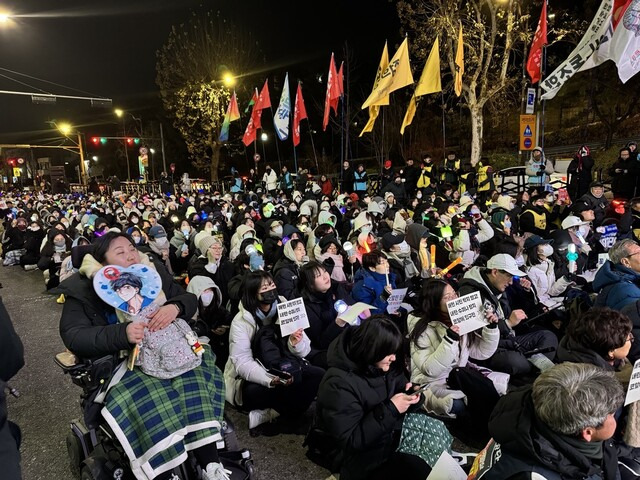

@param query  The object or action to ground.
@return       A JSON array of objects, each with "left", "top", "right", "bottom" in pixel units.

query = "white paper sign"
[
  {"left": 337, "top": 302, "right": 375, "bottom": 325},
  {"left": 278, "top": 297, "right": 310, "bottom": 337},
  {"left": 625, "top": 359, "right": 640, "bottom": 406},
  {"left": 386, "top": 287, "right": 408, "bottom": 314},
  {"left": 446, "top": 291, "right": 487, "bottom": 335},
  {"left": 426, "top": 451, "right": 468, "bottom": 480}
]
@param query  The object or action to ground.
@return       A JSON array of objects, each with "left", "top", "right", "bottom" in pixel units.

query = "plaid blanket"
[{"left": 101, "top": 346, "right": 225, "bottom": 480}]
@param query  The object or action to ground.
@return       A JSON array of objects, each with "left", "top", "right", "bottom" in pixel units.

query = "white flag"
[
  {"left": 541, "top": 0, "right": 613, "bottom": 100},
  {"left": 273, "top": 73, "right": 291, "bottom": 141}
]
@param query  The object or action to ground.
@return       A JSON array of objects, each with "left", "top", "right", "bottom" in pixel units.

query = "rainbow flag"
[{"left": 219, "top": 92, "right": 240, "bottom": 142}]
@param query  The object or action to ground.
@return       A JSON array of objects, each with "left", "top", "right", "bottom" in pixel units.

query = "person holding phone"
[
  {"left": 224, "top": 271, "right": 323, "bottom": 434},
  {"left": 314, "top": 315, "right": 431, "bottom": 480}
]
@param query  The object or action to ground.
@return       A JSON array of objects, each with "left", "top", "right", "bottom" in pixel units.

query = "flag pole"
[
  {"left": 441, "top": 91, "right": 447, "bottom": 158},
  {"left": 269, "top": 105, "right": 283, "bottom": 171},
  {"left": 381, "top": 109, "right": 385, "bottom": 174},
  {"left": 307, "top": 124, "right": 320, "bottom": 175},
  {"left": 293, "top": 145, "right": 298, "bottom": 176},
  {"left": 538, "top": 0, "right": 548, "bottom": 151}
]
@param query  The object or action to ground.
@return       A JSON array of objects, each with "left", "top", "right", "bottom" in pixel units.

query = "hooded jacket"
[
  {"left": 474, "top": 387, "right": 631, "bottom": 480},
  {"left": 526, "top": 148, "right": 554, "bottom": 186},
  {"left": 593, "top": 260, "right": 640, "bottom": 311},
  {"left": 315, "top": 330, "right": 408, "bottom": 480},
  {"left": 351, "top": 268, "right": 397, "bottom": 314}
]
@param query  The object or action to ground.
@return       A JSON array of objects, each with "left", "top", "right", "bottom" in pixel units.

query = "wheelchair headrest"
[{"left": 71, "top": 244, "right": 95, "bottom": 270}]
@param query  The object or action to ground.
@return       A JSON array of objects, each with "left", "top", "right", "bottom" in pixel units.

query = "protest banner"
[
  {"left": 278, "top": 297, "right": 310, "bottom": 336},
  {"left": 625, "top": 359, "right": 640, "bottom": 406},
  {"left": 386, "top": 287, "right": 408, "bottom": 314},
  {"left": 446, "top": 291, "right": 487, "bottom": 335}
]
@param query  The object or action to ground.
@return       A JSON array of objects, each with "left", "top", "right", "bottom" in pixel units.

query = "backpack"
[{"left": 251, "top": 323, "right": 306, "bottom": 384}]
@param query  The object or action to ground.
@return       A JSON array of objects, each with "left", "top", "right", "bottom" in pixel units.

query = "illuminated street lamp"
[
  {"left": 0, "top": 11, "right": 12, "bottom": 24},
  {"left": 55, "top": 122, "right": 87, "bottom": 184},
  {"left": 261, "top": 132, "right": 268, "bottom": 142},
  {"left": 222, "top": 72, "right": 236, "bottom": 88},
  {"left": 57, "top": 122, "right": 72, "bottom": 136},
  {"left": 114, "top": 108, "right": 124, "bottom": 118},
  {"left": 92, "top": 155, "right": 98, "bottom": 161}
]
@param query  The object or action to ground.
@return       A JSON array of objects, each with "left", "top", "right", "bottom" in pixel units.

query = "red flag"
[
  {"left": 256, "top": 79, "right": 271, "bottom": 111},
  {"left": 293, "top": 82, "right": 308, "bottom": 147},
  {"left": 243, "top": 89, "right": 262, "bottom": 146},
  {"left": 323, "top": 53, "right": 341, "bottom": 131},
  {"left": 527, "top": 2, "right": 547, "bottom": 84},
  {"left": 337, "top": 61, "right": 344, "bottom": 97}
]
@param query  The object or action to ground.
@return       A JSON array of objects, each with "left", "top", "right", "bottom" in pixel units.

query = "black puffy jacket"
[
  {"left": 315, "top": 330, "right": 407, "bottom": 480},
  {"left": 55, "top": 255, "right": 197, "bottom": 360}
]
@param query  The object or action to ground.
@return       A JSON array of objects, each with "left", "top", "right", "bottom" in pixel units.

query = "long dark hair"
[
  {"left": 347, "top": 315, "right": 402, "bottom": 371},
  {"left": 298, "top": 261, "right": 328, "bottom": 296},
  {"left": 408, "top": 279, "right": 449, "bottom": 349},
  {"left": 241, "top": 270, "right": 275, "bottom": 316}
]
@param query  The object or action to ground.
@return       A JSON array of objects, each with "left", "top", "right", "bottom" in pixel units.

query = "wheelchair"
[{"left": 55, "top": 351, "right": 256, "bottom": 480}]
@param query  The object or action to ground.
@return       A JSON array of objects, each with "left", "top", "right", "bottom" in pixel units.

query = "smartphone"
[
  {"left": 404, "top": 383, "right": 429, "bottom": 395},
  {"left": 268, "top": 368, "right": 292, "bottom": 384}
]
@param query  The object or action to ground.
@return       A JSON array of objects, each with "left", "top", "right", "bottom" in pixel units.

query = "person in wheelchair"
[{"left": 56, "top": 232, "right": 230, "bottom": 480}]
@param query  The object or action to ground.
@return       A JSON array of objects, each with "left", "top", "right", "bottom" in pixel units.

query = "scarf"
[
  {"left": 149, "top": 240, "right": 173, "bottom": 275},
  {"left": 54, "top": 244, "right": 67, "bottom": 253},
  {"left": 386, "top": 251, "right": 419, "bottom": 279},
  {"left": 283, "top": 240, "right": 303, "bottom": 266},
  {"left": 255, "top": 301, "right": 278, "bottom": 326},
  {"left": 316, "top": 251, "right": 347, "bottom": 282}
]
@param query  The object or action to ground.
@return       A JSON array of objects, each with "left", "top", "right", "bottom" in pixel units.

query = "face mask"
[
  {"left": 258, "top": 288, "right": 278, "bottom": 304},
  {"left": 503, "top": 220, "right": 512, "bottom": 229},
  {"left": 181, "top": 228, "right": 190, "bottom": 237},
  {"left": 201, "top": 291, "right": 214, "bottom": 307},
  {"left": 243, "top": 232, "right": 254, "bottom": 240},
  {"left": 578, "top": 225, "right": 590, "bottom": 237},
  {"left": 470, "top": 207, "right": 481, "bottom": 215},
  {"left": 31, "top": 215, "right": 37, "bottom": 221},
  {"left": 539, "top": 244, "right": 554, "bottom": 258},
  {"left": 155, "top": 237, "right": 168, "bottom": 246},
  {"left": 289, "top": 205, "right": 298, "bottom": 213},
  {"left": 54, "top": 240, "right": 66, "bottom": 248},
  {"left": 132, "top": 236, "right": 141, "bottom": 244},
  {"left": 131, "top": 218, "right": 139, "bottom": 224},
  {"left": 271, "top": 225, "right": 283, "bottom": 238},
  {"left": 360, "top": 225, "right": 371, "bottom": 234},
  {"left": 396, "top": 241, "right": 411, "bottom": 255},
  {"left": 417, "top": 192, "right": 422, "bottom": 199}
]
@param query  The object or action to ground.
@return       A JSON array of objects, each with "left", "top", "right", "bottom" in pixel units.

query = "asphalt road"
[{"left": 3, "top": 265, "right": 330, "bottom": 480}]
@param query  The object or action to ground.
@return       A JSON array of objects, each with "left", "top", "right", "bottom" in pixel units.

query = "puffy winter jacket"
[
  {"left": 351, "top": 268, "right": 397, "bottom": 314},
  {"left": 526, "top": 260, "right": 573, "bottom": 308},
  {"left": 593, "top": 260, "right": 640, "bottom": 311}
]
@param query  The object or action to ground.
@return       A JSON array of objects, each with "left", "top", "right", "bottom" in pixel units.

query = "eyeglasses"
[{"left": 626, "top": 251, "right": 640, "bottom": 259}]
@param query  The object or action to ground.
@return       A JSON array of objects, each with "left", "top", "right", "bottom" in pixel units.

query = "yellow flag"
[
  {"left": 454, "top": 23, "right": 464, "bottom": 97},
  {"left": 416, "top": 37, "right": 442, "bottom": 96},
  {"left": 362, "top": 38, "right": 414, "bottom": 109},
  {"left": 360, "top": 42, "right": 389, "bottom": 136},
  {"left": 400, "top": 95, "right": 417, "bottom": 135},
  {"left": 400, "top": 38, "right": 442, "bottom": 135}
]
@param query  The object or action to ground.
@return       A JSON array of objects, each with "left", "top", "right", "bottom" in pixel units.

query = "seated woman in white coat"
[
  {"left": 450, "top": 205, "right": 494, "bottom": 267},
  {"left": 523, "top": 235, "right": 573, "bottom": 309},
  {"left": 224, "top": 270, "right": 325, "bottom": 434},
  {"left": 407, "top": 279, "right": 506, "bottom": 425}
]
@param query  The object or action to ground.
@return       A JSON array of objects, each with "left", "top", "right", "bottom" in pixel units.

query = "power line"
[
  {"left": 0, "top": 72, "right": 50, "bottom": 94},
  {"left": 0, "top": 66, "right": 102, "bottom": 98}
]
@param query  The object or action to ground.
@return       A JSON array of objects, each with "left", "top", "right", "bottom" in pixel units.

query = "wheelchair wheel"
[
  {"left": 244, "top": 459, "right": 256, "bottom": 480},
  {"left": 80, "top": 465, "right": 97, "bottom": 480},
  {"left": 66, "top": 432, "right": 84, "bottom": 478}
]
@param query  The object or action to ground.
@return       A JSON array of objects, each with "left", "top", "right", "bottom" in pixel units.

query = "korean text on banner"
[
  {"left": 386, "top": 288, "right": 408, "bottom": 314},
  {"left": 446, "top": 291, "right": 487, "bottom": 335},
  {"left": 278, "top": 297, "right": 310, "bottom": 337},
  {"left": 625, "top": 359, "right": 640, "bottom": 406}
]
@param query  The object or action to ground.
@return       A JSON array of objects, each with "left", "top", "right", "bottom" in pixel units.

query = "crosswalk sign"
[{"left": 519, "top": 115, "right": 536, "bottom": 151}]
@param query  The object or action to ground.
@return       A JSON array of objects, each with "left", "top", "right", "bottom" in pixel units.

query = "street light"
[
  {"left": 222, "top": 72, "right": 236, "bottom": 87},
  {"left": 114, "top": 108, "right": 124, "bottom": 118},
  {"left": 92, "top": 155, "right": 98, "bottom": 161},
  {"left": 261, "top": 132, "right": 268, "bottom": 142},
  {"left": 55, "top": 121, "right": 87, "bottom": 185},
  {"left": 0, "top": 11, "right": 12, "bottom": 24}
]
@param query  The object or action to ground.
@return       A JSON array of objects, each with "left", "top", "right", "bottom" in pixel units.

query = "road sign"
[
  {"left": 526, "top": 88, "right": 536, "bottom": 114},
  {"left": 253, "top": 153, "right": 261, "bottom": 162},
  {"left": 519, "top": 114, "right": 537, "bottom": 151},
  {"left": 13, "top": 167, "right": 21, "bottom": 177},
  {"left": 17, "top": 158, "right": 24, "bottom": 164}
]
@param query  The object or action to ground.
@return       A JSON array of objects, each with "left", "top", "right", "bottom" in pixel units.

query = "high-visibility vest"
[
  {"left": 441, "top": 159, "right": 460, "bottom": 181},
  {"left": 477, "top": 165, "right": 491, "bottom": 192},
  {"left": 520, "top": 208, "right": 547, "bottom": 230},
  {"left": 417, "top": 166, "right": 434, "bottom": 188}
]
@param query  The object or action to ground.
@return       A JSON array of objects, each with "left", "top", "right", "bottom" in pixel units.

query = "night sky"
[{"left": 0, "top": 0, "right": 399, "bottom": 145}]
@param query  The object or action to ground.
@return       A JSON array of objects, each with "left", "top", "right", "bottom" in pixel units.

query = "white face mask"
[
  {"left": 271, "top": 225, "right": 283, "bottom": 238},
  {"left": 503, "top": 220, "right": 512, "bottom": 229},
  {"left": 155, "top": 237, "right": 168, "bottom": 247},
  {"left": 181, "top": 228, "right": 190, "bottom": 237},
  {"left": 360, "top": 225, "right": 371, "bottom": 234},
  {"left": 132, "top": 236, "right": 141, "bottom": 244},
  {"left": 243, "top": 232, "right": 253, "bottom": 240},
  {"left": 396, "top": 240, "right": 411, "bottom": 255},
  {"left": 201, "top": 290, "right": 214, "bottom": 307},
  {"left": 538, "top": 244, "right": 554, "bottom": 258},
  {"left": 578, "top": 225, "right": 590, "bottom": 237}
]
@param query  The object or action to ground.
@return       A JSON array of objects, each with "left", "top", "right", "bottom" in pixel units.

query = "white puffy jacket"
[
  {"left": 407, "top": 314, "right": 500, "bottom": 416},
  {"left": 451, "top": 219, "right": 494, "bottom": 266},
  {"left": 526, "top": 260, "right": 572, "bottom": 308},
  {"left": 224, "top": 297, "right": 311, "bottom": 406}
]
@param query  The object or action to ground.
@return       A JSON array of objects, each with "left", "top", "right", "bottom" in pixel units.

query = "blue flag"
[{"left": 273, "top": 73, "right": 291, "bottom": 141}]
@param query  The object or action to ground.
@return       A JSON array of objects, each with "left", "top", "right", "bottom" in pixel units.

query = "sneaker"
[
  {"left": 23, "top": 264, "right": 38, "bottom": 271},
  {"left": 202, "top": 462, "right": 231, "bottom": 480},
  {"left": 248, "top": 408, "right": 279, "bottom": 429},
  {"left": 56, "top": 294, "right": 66, "bottom": 304}
]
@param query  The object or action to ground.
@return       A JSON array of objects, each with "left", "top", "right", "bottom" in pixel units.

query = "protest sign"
[
  {"left": 337, "top": 302, "right": 375, "bottom": 326},
  {"left": 278, "top": 297, "right": 310, "bottom": 336},
  {"left": 625, "top": 359, "right": 640, "bottom": 406},
  {"left": 446, "top": 291, "right": 487, "bottom": 335},
  {"left": 427, "top": 451, "right": 468, "bottom": 480},
  {"left": 386, "top": 287, "right": 408, "bottom": 314}
]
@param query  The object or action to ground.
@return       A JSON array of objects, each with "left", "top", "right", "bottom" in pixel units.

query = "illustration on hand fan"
[{"left": 93, "top": 264, "right": 163, "bottom": 315}]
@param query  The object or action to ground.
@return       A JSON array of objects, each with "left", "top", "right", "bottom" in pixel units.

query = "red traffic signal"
[
  {"left": 127, "top": 138, "right": 133, "bottom": 145},
  {"left": 91, "top": 137, "right": 100, "bottom": 145}
]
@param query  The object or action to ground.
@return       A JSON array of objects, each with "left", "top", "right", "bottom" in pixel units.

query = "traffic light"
[
  {"left": 126, "top": 138, "right": 133, "bottom": 145},
  {"left": 134, "top": 138, "right": 140, "bottom": 145},
  {"left": 91, "top": 137, "right": 100, "bottom": 145},
  {"left": 7, "top": 158, "right": 15, "bottom": 167},
  {"left": 100, "top": 137, "right": 107, "bottom": 145}
]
